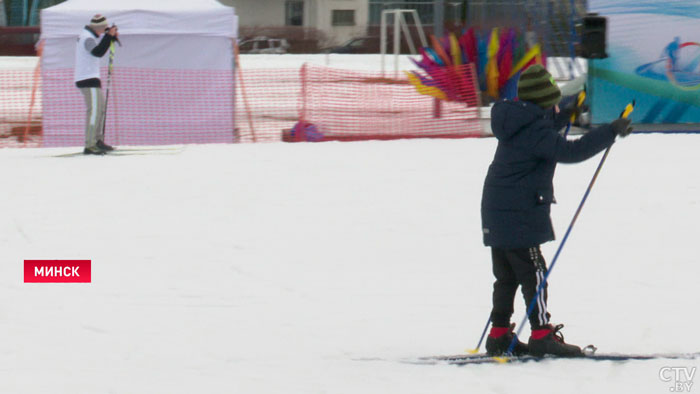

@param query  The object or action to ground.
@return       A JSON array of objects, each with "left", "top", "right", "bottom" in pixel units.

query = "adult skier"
[{"left": 74, "top": 14, "right": 119, "bottom": 154}]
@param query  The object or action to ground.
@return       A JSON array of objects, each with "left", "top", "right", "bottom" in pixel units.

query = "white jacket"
[{"left": 74, "top": 27, "right": 103, "bottom": 83}]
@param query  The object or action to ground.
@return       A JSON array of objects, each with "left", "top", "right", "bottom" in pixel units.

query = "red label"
[{"left": 24, "top": 260, "right": 91, "bottom": 283}]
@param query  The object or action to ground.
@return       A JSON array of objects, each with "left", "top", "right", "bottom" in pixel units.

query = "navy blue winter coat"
[{"left": 481, "top": 99, "right": 616, "bottom": 249}]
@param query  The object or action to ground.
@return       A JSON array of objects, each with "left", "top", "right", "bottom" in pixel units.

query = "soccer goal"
[{"left": 379, "top": 9, "right": 428, "bottom": 78}]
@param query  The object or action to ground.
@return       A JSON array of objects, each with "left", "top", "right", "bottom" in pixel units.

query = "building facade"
[{"left": 223, "top": 0, "right": 369, "bottom": 45}]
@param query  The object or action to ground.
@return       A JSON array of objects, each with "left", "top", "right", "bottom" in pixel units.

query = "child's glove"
[{"left": 611, "top": 118, "right": 633, "bottom": 137}]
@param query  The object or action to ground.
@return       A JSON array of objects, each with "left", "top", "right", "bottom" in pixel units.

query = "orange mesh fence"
[
  {"left": 234, "top": 67, "right": 302, "bottom": 142},
  {"left": 0, "top": 69, "right": 42, "bottom": 147},
  {"left": 1, "top": 62, "right": 483, "bottom": 148},
  {"left": 292, "top": 63, "right": 482, "bottom": 142}
]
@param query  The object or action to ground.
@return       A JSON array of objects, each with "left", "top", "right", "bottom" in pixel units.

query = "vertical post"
[
  {"left": 399, "top": 11, "right": 417, "bottom": 55},
  {"left": 0, "top": 1, "right": 7, "bottom": 26},
  {"left": 546, "top": 0, "right": 565, "bottom": 78},
  {"left": 234, "top": 41, "right": 257, "bottom": 142},
  {"left": 588, "top": 58, "right": 595, "bottom": 123},
  {"left": 568, "top": 0, "right": 576, "bottom": 80},
  {"left": 433, "top": 99, "right": 442, "bottom": 118},
  {"left": 23, "top": 39, "right": 43, "bottom": 146},
  {"left": 232, "top": 38, "right": 238, "bottom": 142},
  {"left": 28, "top": 0, "right": 38, "bottom": 26},
  {"left": 410, "top": 10, "right": 429, "bottom": 48},
  {"left": 383, "top": 9, "right": 428, "bottom": 76},
  {"left": 380, "top": 10, "right": 387, "bottom": 76},
  {"left": 300, "top": 62, "right": 307, "bottom": 126},
  {"left": 20, "top": 0, "right": 28, "bottom": 25},
  {"left": 393, "top": 10, "right": 400, "bottom": 78},
  {"left": 434, "top": 0, "right": 445, "bottom": 39}
]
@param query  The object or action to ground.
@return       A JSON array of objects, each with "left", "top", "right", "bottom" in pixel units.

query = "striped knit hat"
[
  {"left": 89, "top": 14, "right": 109, "bottom": 31},
  {"left": 517, "top": 64, "right": 561, "bottom": 109}
]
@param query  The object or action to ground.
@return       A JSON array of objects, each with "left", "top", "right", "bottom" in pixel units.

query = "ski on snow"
[
  {"left": 411, "top": 351, "right": 700, "bottom": 366},
  {"left": 51, "top": 146, "right": 184, "bottom": 158}
]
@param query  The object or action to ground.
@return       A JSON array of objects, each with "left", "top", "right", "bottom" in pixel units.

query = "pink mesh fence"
[{"left": 1, "top": 62, "right": 483, "bottom": 148}]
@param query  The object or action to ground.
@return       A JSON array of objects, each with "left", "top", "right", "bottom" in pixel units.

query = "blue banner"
[{"left": 588, "top": 0, "right": 700, "bottom": 124}]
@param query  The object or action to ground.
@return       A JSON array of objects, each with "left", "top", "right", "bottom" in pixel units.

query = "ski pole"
[
  {"left": 505, "top": 100, "right": 635, "bottom": 355},
  {"left": 563, "top": 89, "right": 586, "bottom": 137},
  {"left": 467, "top": 316, "right": 492, "bottom": 354},
  {"left": 571, "top": 90, "right": 586, "bottom": 122},
  {"left": 469, "top": 90, "right": 587, "bottom": 355},
  {"left": 102, "top": 41, "right": 116, "bottom": 141}
]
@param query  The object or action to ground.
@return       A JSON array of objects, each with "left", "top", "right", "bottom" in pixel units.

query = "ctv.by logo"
[{"left": 659, "top": 366, "right": 696, "bottom": 392}]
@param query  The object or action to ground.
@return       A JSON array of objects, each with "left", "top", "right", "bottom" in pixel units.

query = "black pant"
[{"left": 490, "top": 246, "right": 550, "bottom": 330}]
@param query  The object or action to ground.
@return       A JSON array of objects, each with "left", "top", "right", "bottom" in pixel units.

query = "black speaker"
[{"left": 580, "top": 14, "right": 607, "bottom": 59}]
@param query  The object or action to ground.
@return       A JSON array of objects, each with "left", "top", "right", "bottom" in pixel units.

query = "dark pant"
[{"left": 490, "top": 246, "right": 550, "bottom": 330}]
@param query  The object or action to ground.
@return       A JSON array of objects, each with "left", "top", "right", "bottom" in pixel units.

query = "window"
[
  {"left": 285, "top": 1, "right": 304, "bottom": 26},
  {"left": 332, "top": 10, "right": 355, "bottom": 26}
]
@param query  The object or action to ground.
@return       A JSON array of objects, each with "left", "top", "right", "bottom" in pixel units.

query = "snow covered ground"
[{"left": 0, "top": 132, "right": 698, "bottom": 393}]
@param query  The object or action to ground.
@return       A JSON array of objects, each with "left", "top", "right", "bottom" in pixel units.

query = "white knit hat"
[{"left": 89, "top": 14, "right": 109, "bottom": 31}]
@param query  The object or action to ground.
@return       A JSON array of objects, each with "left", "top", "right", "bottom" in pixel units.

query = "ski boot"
[
  {"left": 96, "top": 140, "right": 114, "bottom": 151},
  {"left": 485, "top": 323, "right": 529, "bottom": 356},
  {"left": 528, "top": 324, "right": 583, "bottom": 357},
  {"left": 83, "top": 145, "right": 106, "bottom": 155}
]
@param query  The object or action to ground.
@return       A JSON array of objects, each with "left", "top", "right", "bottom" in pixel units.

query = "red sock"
[
  {"left": 531, "top": 328, "right": 551, "bottom": 340},
  {"left": 489, "top": 326, "right": 510, "bottom": 338}
]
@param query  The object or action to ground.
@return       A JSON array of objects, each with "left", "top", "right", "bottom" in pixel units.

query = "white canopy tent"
[
  {"left": 39, "top": 0, "right": 239, "bottom": 146},
  {"left": 41, "top": 0, "right": 238, "bottom": 69}
]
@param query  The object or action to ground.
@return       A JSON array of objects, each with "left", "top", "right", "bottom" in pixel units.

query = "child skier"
[{"left": 481, "top": 64, "right": 632, "bottom": 357}]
